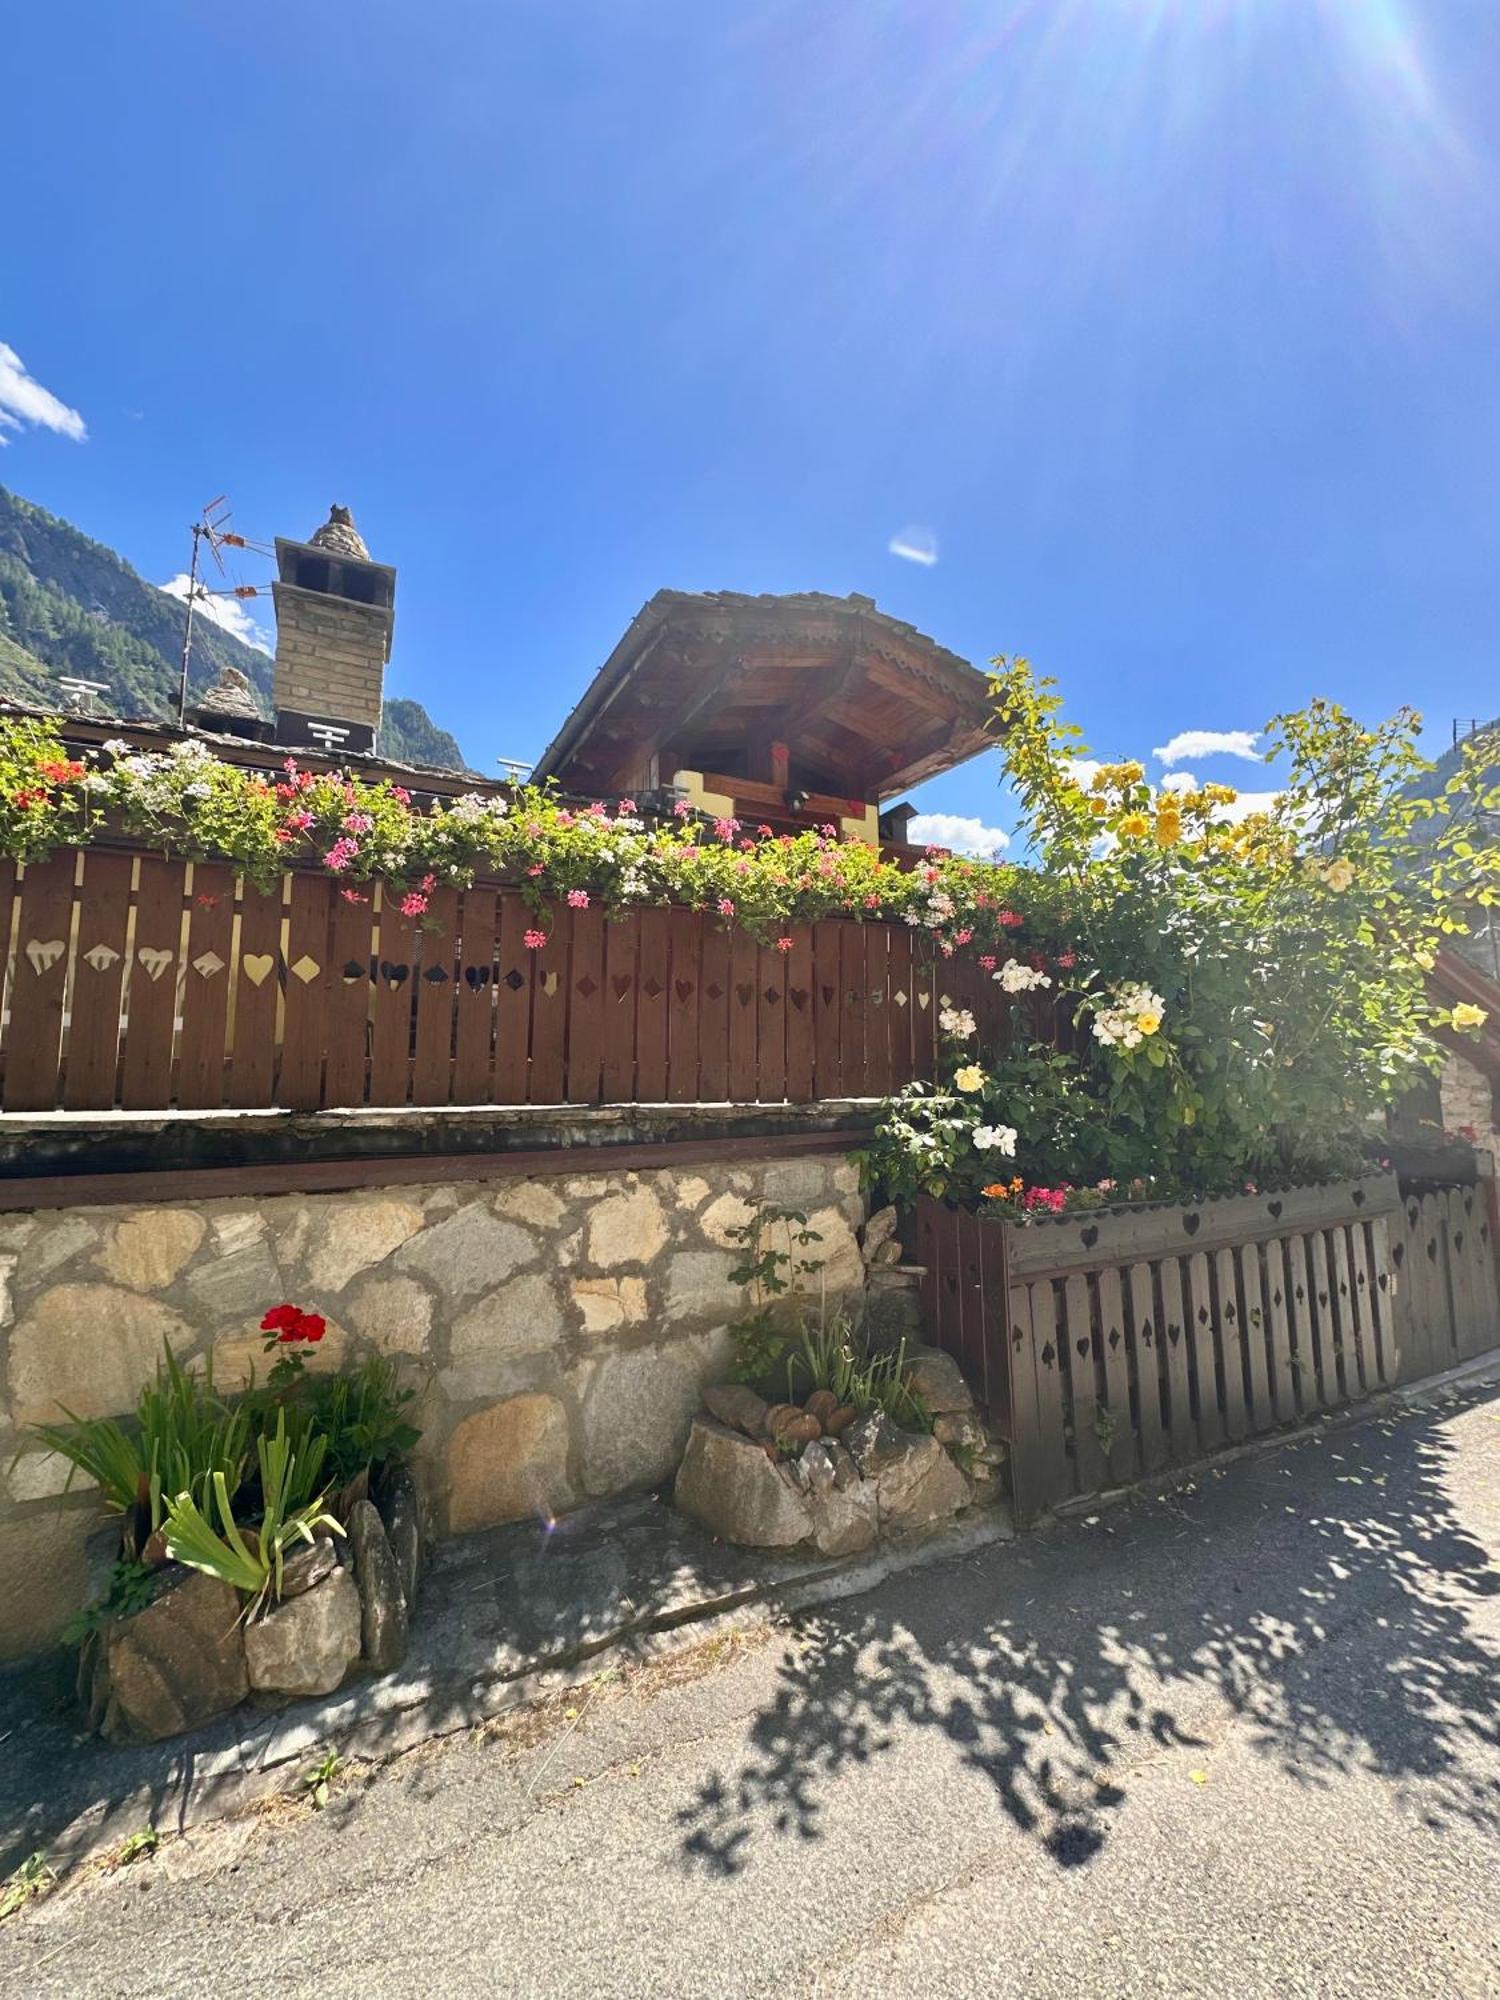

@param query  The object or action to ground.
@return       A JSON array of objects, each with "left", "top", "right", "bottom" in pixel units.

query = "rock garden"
[
  {"left": 674, "top": 1202, "right": 1004, "bottom": 1558},
  {"left": 19, "top": 1306, "right": 426, "bottom": 1743}
]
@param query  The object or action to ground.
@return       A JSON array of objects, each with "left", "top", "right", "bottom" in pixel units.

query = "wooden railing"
[{"left": 0, "top": 845, "right": 1014, "bottom": 1114}]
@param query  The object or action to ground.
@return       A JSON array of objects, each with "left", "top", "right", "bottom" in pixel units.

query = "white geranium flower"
[
  {"left": 938, "top": 1006, "right": 976, "bottom": 1038},
  {"left": 995, "top": 958, "right": 1052, "bottom": 993},
  {"left": 972, "top": 1124, "right": 1018, "bottom": 1155}
]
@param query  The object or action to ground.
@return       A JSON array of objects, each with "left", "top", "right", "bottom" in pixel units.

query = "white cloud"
[
  {"left": 906, "top": 812, "right": 1010, "bottom": 858},
  {"left": 1160, "top": 771, "right": 1197, "bottom": 794},
  {"left": 1153, "top": 728, "right": 1261, "bottom": 766},
  {"left": 888, "top": 524, "right": 938, "bottom": 567},
  {"left": 1063, "top": 757, "right": 1104, "bottom": 788},
  {"left": 1211, "top": 789, "right": 1281, "bottom": 824},
  {"left": 158, "top": 575, "right": 271, "bottom": 654},
  {"left": 0, "top": 342, "right": 86, "bottom": 444}
]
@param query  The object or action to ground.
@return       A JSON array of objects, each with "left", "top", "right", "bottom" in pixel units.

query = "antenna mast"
[{"left": 175, "top": 495, "right": 232, "bottom": 724}]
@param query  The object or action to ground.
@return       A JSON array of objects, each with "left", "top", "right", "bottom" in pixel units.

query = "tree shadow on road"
[{"left": 676, "top": 1380, "right": 1500, "bottom": 1877}]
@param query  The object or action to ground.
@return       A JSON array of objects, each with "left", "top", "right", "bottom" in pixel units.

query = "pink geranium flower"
[
  {"left": 524, "top": 929, "right": 547, "bottom": 950},
  {"left": 567, "top": 888, "right": 589, "bottom": 908},
  {"left": 775, "top": 936, "right": 794, "bottom": 953}
]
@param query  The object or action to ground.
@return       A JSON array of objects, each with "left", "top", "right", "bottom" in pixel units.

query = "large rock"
[
  {"left": 377, "top": 1463, "right": 425, "bottom": 1608},
  {"left": 804, "top": 1206, "right": 866, "bottom": 1293},
  {"left": 578, "top": 1345, "right": 709, "bottom": 1497},
  {"left": 493, "top": 1182, "right": 567, "bottom": 1230},
  {"left": 663, "top": 1249, "right": 742, "bottom": 1325},
  {"left": 343, "top": 1274, "right": 434, "bottom": 1356},
  {"left": 867, "top": 1266, "right": 923, "bottom": 1347},
  {"left": 570, "top": 1275, "right": 649, "bottom": 1334},
  {"left": 346, "top": 1499, "right": 408, "bottom": 1673},
  {"left": 396, "top": 1206, "right": 538, "bottom": 1302},
  {"left": 300, "top": 1199, "right": 425, "bottom": 1291},
  {"left": 244, "top": 1566, "right": 362, "bottom": 1697},
  {"left": 446, "top": 1394, "right": 574, "bottom": 1532},
  {"left": 861, "top": 1205, "right": 900, "bottom": 1261},
  {"left": 702, "top": 1383, "right": 769, "bottom": 1437},
  {"left": 96, "top": 1209, "right": 206, "bottom": 1291},
  {"left": 674, "top": 1417, "right": 814, "bottom": 1549},
  {"left": 184, "top": 1242, "right": 283, "bottom": 1318},
  {"left": 902, "top": 1345, "right": 976, "bottom": 1416},
  {"left": 0, "top": 1508, "right": 105, "bottom": 1660},
  {"left": 446, "top": 1273, "right": 565, "bottom": 1391},
  {"left": 8, "top": 1285, "right": 192, "bottom": 1425},
  {"left": 96, "top": 1568, "right": 248, "bottom": 1742},
  {"left": 586, "top": 1186, "right": 669, "bottom": 1268},
  {"left": 697, "top": 1191, "right": 756, "bottom": 1249},
  {"left": 803, "top": 1441, "right": 879, "bottom": 1558},
  {"left": 872, "top": 1431, "right": 971, "bottom": 1530}
]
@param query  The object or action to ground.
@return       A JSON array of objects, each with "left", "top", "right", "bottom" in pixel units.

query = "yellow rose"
[
  {"left": 1414, "top": 947, "right": 1436, "bottom": 972},
  {"left": 1090, "top": 771, "right": 1110, "bottom": 793},
  {"left": 1452, "top": 1002, "right": 1488, "bottom": 1030},
  {"left": 1089, "top": 798, "right": 1107, "bottom": 817},
  {"left": 1118, "top": 813, "right": 1149, "bottom": 839},
  {"left": 1154, "top": 812, "right": 1182, "bottom": 848},
  {"left": 1323, "top": 858, "right": 1355, "bottom": 892},
  {"left": 953, "top": 1065, "right": 985, "bottom": 1093},
  {"left": 1136, "top": 1012, "right": 1162, "bottom": 1036}
]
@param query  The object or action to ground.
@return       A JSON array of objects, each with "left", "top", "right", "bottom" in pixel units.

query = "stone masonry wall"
[
  {"left": 0, "top": 1153, "right": 864, "bottom": 1660},
  {"left": 1439, "top": 1050, "right": 1499, "bottom": 1165}
]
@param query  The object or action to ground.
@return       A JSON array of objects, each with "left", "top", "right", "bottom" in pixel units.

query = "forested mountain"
[{"left": 0, "top": 485, "right": 470, "bottom": 771}]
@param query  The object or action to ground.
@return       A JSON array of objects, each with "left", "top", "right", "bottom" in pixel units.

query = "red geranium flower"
[{"left": 260, "top": 1302, "right": 326, "bottom": 1343}]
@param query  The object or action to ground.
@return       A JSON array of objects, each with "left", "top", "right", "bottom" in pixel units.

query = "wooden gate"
[
  {"left": 1389, "top": 1182, "right": 1500, "bottom": 1384},
  {"left": 916, "top": 1176, "right": 1410, "bottom": 1525}
]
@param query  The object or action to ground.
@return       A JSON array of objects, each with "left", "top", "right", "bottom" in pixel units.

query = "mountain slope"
[{"left": 0, "top": 485, "right": 470, "bottom": 771}]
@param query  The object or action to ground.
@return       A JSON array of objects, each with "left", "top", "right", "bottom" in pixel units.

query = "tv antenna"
[
  {"left": 58, "top": 675, "right": 110, "bottom": 717},
  {"left": 497, "top": 755, "right": 533, "bottom": 782},
  {"left": 173, "top": 496, "right": 272, "bottom": 724}
]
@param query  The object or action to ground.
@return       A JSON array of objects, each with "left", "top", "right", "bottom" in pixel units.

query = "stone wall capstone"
[{"left": 0, "top": 1153, "right": 865, "bottom": 1659}]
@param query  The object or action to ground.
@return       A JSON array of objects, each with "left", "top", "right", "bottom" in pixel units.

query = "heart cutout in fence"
[
  {"left": 674, "top": 979, "right": 693, "bottom": 1004},
  {"left": 1080, "top": 1225, "right": 1099, "bottom": 1249},
  {"left": 611, "top": 974, "right": 632, "bottom": 999},
  {"left": 137, "top": 947, "right": 175, "bottom": 983},
  {"left": 343, "top": 960, "right": 366, "bottom": 982},
  {"left": 789, "top": 987, "right": 808, "bottom": 1011},
  {"left": 540, "top": 971, "right": 559, "bottom": 997},
  {"left": 1351, "top": 1187, "right": 1366, "bottom": 1207},
  {"left": 821, "top": 984, "right": 835, "bottom": 1006},
  {"left": 735, "top": 983, "right": 754, "bottom": 1007},
  {"left": 464, "top": 965, "right": 492, "bottom": 991},
  {"left": 24, "top": 938, "right": 65, "bottom": 976},
  {"left": 380, "top": 961, "right": 409, "bottom": 988},
  {"left": 242, "top": 953, "right": 275, "bottom": 987},
  {"left": 1183, "top": 1212, "right": 1201, "bottom": 1236},
  {"left": 1267, "top": 1200, "right": 1283, "bottom": 1220},
  {"left": 1076, "top": 1337, "right": 1090, "bottom": 1358}
]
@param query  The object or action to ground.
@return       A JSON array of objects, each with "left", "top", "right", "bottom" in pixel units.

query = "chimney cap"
[
  {"left": 308, "top": 504, "right": 371, "bottom": 563},
  {"left": 194, "top": 663, "right": 262, "bottom": 722}
]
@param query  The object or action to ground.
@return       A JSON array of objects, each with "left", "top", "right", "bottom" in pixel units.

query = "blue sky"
[{"left": 2, "top": 1, "right": 1497, "bottom": 851}]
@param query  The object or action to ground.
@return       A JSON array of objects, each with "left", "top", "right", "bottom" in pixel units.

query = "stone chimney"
[{"left": 271, "top": 505, "right": 395, "bottom": 755}]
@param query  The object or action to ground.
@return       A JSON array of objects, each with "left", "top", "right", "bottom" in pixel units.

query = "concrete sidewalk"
[{"left": 3, "top": 1368, "right": 1498, "bottom": 1998}]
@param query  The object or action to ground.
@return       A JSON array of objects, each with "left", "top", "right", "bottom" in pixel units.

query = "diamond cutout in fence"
[
  {"left": 504, "top": 968, "right": 526, "bottom": 992},
  {"left": 762, "top": 986, "right": 782, "bottom": 1006},
  {"left": 576, "top": 974, "right": 599, "bottom": 999},
  {"left": 642, "top": 977, "right": 664, "bottom": 1000},
  {"left": 893, "top": 989, "right": 908, "bottom": 1007},
  {"left": 192, "top": 951, "right": 226, "bottom": 979},
  {"left": 83, "top": 943, "right": 121, "bottom": 973},
  {"left": 291, "top": 955, "right": 321, "bottom": 984},
  {"left": 705, "top": 983, "right": 723, "bottom": 1000}
]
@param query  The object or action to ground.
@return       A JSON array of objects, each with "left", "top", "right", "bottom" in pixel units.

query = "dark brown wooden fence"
[
  {"left": 916, "top": 1176, "right": 1429, "bottom": 1524},
  {"left": 0, "top": 846, "right": 973, "bottom": 1113}
]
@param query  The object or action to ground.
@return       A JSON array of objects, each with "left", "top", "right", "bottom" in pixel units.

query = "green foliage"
[
  {"left": 161, "top": 1408, "right": 344, "bottom": 1619},
  {"left": 789, "top": 1317, "right": 932, "bottom": 1431},
  {"left": 865, "top": 662, "right": 1494, "bottom": 1209},
  {"left": 0, "top": 1852, "right": 54, "bottom": 1922},
  {"left": 23, "top": 1345, "right": 250, "bottom": 1553},
  {"left": 302, "top": 1356, "right": 421, "bottom": 1492},
  {"left": 301, "top": 1749, "right": 344, "bottom": 1810},
  {"left": 725, "top": 1206, "right": 825, "bottom": 1386},
  {"left": 109, "top": 1829, "right": 160, "bottom": 1869},
  {"left": 60, "top": 1558, "right": 159, "bottom": 1646}
]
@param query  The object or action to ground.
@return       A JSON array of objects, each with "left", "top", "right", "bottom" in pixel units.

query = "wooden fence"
[
  {"left": 916, "top": 1176, "right": 1427, "bottom": 1524},
  {"left": 1389, "top": 1182, "right": 1500, "bottom": 1384},
  {"left": 0, "top": 845, "right": 1025, "bottom": 1114}
]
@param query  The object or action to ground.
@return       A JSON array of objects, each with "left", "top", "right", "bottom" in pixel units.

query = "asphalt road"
[{"left": 4, "top": 1376, "right": 1499, "bottom": 2000}]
